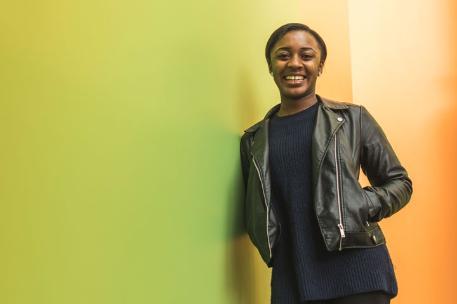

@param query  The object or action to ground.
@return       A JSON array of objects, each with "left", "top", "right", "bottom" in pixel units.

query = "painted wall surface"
[
  {"left": 0, "top": 1, "right": 352, "bottom": 303},
  {"left": 348, "top": 1, "right": 457, "bottom": 303},
  {"left": 3, "top": 0, "right": 453, "bottom": 303}
]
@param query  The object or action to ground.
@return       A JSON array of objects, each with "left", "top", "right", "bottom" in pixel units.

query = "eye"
[
  {"left": 301, "top": 53, "right": 315, "bottom": 60},
  {"left": 275, "top": 52, "right": 290, "bottom": 60}
]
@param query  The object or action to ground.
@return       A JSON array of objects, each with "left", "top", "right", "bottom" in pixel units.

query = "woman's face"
[{"left": 269, "top": 30, "right": 323, "bottom": 100}]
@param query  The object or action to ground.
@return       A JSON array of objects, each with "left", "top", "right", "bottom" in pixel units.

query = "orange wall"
[{"left": 348, "top": 1, "right": 457, "bottom": 303}]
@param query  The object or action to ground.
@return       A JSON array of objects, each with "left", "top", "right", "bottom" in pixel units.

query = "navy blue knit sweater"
[{"left": 268, "top": 101, "right": 398, "bottom": 303}]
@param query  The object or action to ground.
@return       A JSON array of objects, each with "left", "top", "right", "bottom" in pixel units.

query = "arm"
[
  {"left": 359, "top": 105, "right": 413, "bottom": 222},
  {"left": 240, "top": 133, "right": 251, "bottom": 191},
  {"left": 239, "top": 133, "right": 251, "bottom": 231}
]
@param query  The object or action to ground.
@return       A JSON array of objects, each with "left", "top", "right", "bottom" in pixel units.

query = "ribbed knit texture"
[{"left": 268, "top": 101, "right": 398, "bottom": 303}]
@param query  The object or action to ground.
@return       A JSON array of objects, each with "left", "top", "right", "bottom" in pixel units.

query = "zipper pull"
[{"left": 337, "top": 223, "right": 345, "bottom": 238}]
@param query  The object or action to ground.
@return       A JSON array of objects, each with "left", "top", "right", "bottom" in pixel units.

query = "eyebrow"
[{"left": 274, "top": 47, "right": 316, "bottom": 53}]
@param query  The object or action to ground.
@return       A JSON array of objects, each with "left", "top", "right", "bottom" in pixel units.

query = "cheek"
[
  {"left": 271, "top": 60, "right": 285, "bottom": 73},
  {"left": 308, "top": 62, "right": 321, "bottom": 74},
  {"left": 271, "top": 68, "right": 281, "bottom": 81},
  {"left": 273, "top": 74, "right": 282, "bottom": 87},
  {"left": 271, "top": 64, "right": 280, "bottom": 75}
]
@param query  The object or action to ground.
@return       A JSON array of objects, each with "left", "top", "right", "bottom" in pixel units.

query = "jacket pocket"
[{"left": 361, "top": 187, "right": 381, "bottom": 223}]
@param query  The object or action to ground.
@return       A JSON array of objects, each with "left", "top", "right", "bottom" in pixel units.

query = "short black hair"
[{"left": 265, "top": 23, "right": 327, "bottom": 71}]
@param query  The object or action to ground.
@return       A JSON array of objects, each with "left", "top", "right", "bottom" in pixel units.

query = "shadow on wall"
[{"left": 224, "top": 71, "right": 266, "bottom": 304}]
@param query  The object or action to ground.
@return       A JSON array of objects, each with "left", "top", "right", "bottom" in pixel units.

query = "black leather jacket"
[{"left": 240, "top": 95, "right": 413, "bottom": 267}]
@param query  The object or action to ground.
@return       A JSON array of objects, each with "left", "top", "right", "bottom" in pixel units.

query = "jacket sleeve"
[
  {"left": 239, "top": 133, "right": 251, "bottom": 232},
  {"left": 359, "top": 105, "right": 413, "bottom": 222},
  {"left": 240, "top": 133, "right": 251, "bottom": 191}
]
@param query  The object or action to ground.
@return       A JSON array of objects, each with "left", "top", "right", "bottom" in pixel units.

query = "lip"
[
  {"left": 282, "top": 74, "right": 307, "bottom": 85},
  {"left": 283, "top": 74, "right": 306, "bottom": 78}
]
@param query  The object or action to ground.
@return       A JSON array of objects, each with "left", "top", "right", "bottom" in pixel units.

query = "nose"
[{"left": 287, "top": 54, "right": 302, "bottom": 68}]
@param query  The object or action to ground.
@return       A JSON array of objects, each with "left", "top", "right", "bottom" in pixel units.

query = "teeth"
[{"left": 285, "top": 75, "right": 305, "bottom": 80}]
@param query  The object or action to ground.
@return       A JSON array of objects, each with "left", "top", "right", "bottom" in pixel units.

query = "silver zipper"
[
  {"left": 252, "top": 156, "right": 272, "bottom": 259},
  {"left": 334, "top": 133, "right": 345, "bottom": 250}
]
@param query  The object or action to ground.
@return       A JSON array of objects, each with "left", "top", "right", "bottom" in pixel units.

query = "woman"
[{"left": 240, "top": 23, "right": 413, "bottom": 304}]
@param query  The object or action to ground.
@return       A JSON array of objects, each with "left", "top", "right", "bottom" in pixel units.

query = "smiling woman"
[
  {"left": 267, "top": 27, "right": 325, "bottom": 113},
  {"left": 240, "top": 23, "right": 413, "bottom": 304}
]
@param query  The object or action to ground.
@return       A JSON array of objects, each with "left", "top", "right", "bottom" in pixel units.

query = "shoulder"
[
  {"left": 324, "top": 97, "right": 385, "bottom": 141},
  {"left": 241, "top": 103, "right": 280, "bottom": 136},
  {"left": 243, "top": 120, "right": 263, "bottom": 134},
  {"left": 240, "top": 120, "right": 262, "bottom": 149},
  {"left": 319, "top": 95, "right": 362, "bottom": 113}
]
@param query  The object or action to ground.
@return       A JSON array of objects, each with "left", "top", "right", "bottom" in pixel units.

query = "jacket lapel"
[
  {"left": 250, "top": 118, "right": 271, "bottom": 205},
  {"left": 248, "top": 104, "right": 280, "bottom": 206},
  {"left": 311, "top": 96, "right": 347, "bottom": 187},
  {"left": 246, "top": 96, "right": 347, "bottom": 197}
]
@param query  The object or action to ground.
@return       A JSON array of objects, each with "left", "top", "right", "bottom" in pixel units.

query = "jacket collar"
[
  {"left": 244, "top": 95, "right": 348, "bottom": 133},
  {"left": 245, "top": 94, "right": 348, "bottom": 189}
]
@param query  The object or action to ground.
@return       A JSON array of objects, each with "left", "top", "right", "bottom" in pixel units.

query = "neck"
[{"left": 277, "top": 92, "right": 318, "bottom": 117}]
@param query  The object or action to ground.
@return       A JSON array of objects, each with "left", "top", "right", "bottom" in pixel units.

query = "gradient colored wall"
[
  {"left": 0, "top": 1, "right": 351, "bottom": 303},
  {"left": 348, "top": 1, "right": 457, "bottom": 303},
  {"left": 0, "top": 0, "right": 454, "bottom": 303}
]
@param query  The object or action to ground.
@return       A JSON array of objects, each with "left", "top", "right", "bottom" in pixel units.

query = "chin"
[{"left": 281, "top": 87, "right": 310, "bottom": 99}]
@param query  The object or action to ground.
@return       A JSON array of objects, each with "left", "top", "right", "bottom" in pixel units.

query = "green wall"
[{"left": 0, "top": 1, "right": 351, "bottom": 303}]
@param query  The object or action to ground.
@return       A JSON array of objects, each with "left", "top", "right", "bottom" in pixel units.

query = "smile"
[{"left": 284, "top": 75, "right": 305, "bottom": 80}]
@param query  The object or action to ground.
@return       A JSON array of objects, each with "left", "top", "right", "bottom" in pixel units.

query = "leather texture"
[{"left": 240, "top": 95, "right": 413, "bottom": 266}]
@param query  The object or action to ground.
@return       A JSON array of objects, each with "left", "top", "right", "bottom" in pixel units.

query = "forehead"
[{"left": 273, "top": 30, "right": 319, "bottom": 51}]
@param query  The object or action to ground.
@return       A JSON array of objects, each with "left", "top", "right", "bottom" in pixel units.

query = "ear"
[
  {"left": 268, "top": 64, "right": 273, "bottom": 75},
  {"left": 318, "top": 62, "right": 324, "bottom": 76}
]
